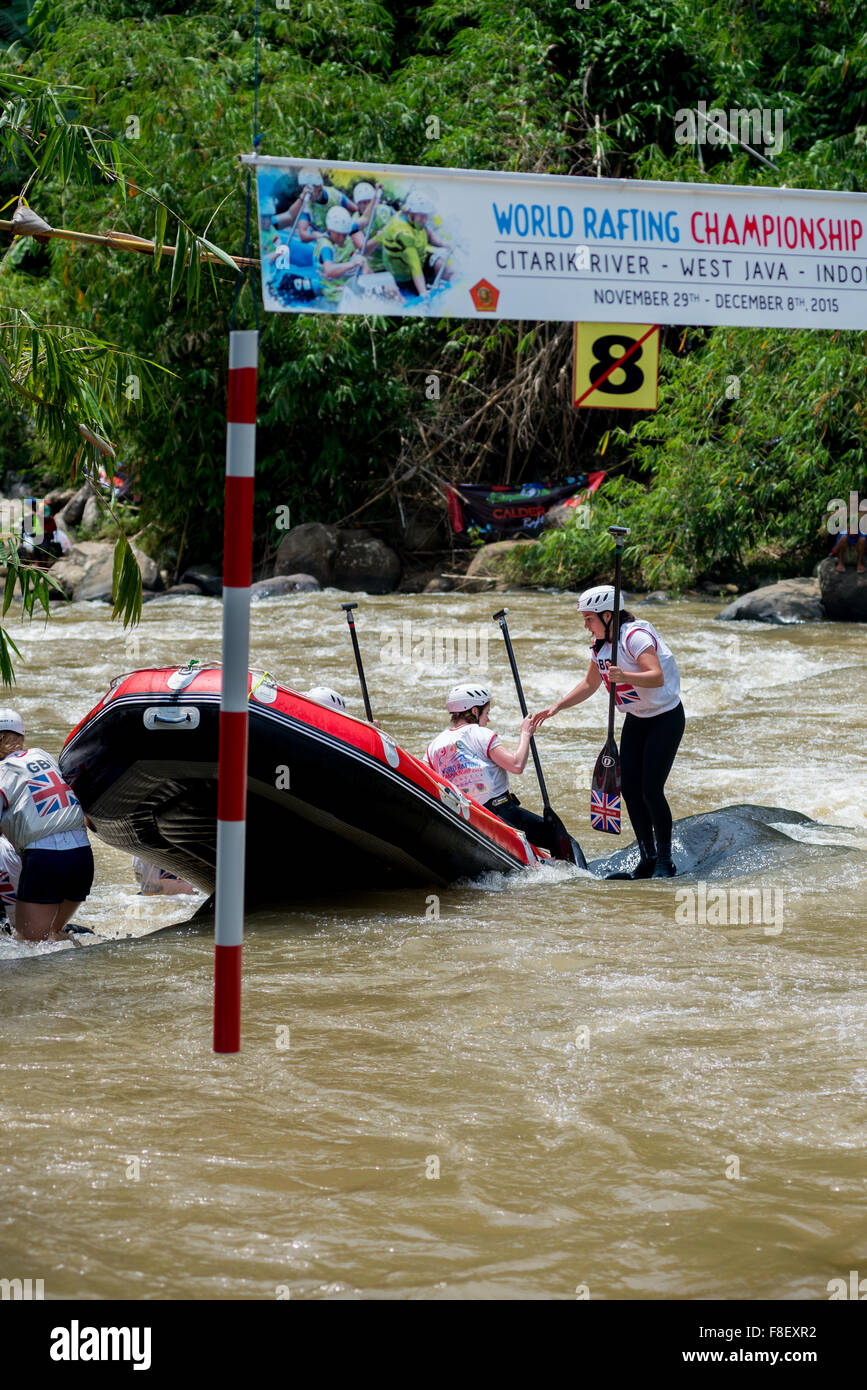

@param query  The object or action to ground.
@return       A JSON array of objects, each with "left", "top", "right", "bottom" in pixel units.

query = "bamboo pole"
[{"left": 0, "top": 219, "right": 259, "bottom": 268}]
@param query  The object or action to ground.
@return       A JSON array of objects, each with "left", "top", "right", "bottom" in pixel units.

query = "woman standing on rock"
[{"left": 532, "top": 587, "right": 685, "bottom": 878}]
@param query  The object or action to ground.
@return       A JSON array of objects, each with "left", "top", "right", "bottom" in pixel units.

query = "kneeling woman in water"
[
  {"left": 0, "top": 709, "right": 94, "bottom": 940},
  {"left": 426, "top": 684, "right": 557, "bottom": 853},
  {"left": 533, "top": 587, "right": 685, "bottom": 877}
]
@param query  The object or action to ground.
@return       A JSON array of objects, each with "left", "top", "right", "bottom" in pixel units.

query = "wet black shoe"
[
  {"left": 651, "top": 851, "right": 676, "bottom": 878},
  {"left": 63, "top": 922, "right": 95, "bottom": 936},
  {"left": 607, "top": 840, "right": 656, "bottom": 879}
]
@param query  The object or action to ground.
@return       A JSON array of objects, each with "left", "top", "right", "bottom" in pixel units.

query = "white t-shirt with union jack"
[
  {"left": 592, "top": 620, "right": 681, "bottom": 718},
  {"left": 425, "top": 723, "right": 509, "bottom": 803},
  {"left": 0, "top": 748, "right": 87, "bottom": 852}
]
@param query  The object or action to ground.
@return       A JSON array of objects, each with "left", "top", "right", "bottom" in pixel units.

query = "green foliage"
[
  {"left": 111, "top": 531, "right": 142, "bottom": 627},
  {"left": 511, "top": 326, "right": 867, "bottom": 590},
  {"left": 2, "top": 0, "right": 867, "bottom": 600}
]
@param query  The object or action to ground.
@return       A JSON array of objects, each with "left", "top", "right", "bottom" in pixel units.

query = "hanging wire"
[{"left": 230, "top": 0, "right": 261, "bottom": 330}]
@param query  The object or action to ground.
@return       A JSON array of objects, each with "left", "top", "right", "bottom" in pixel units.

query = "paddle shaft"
[
  {"left": 352, "top": 189, "right": 381, "bottom": 281},
  {"left": 341, "top": 603, "right": 374, "bottom": 723},
  {"left": 493, "top": 611, "right": 552, "bottom": 809},
  {"left": 281, "top": 187, "right": 311, "bottom": 252},
  {"left": 606, "top": 539, "right": 626, "bottom": 737}
]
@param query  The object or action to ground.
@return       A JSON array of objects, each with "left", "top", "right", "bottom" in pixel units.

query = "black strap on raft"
[
  {"left": 492, "top": 608, "right": 587, "bottom": 869},
  {"left": 341, "top": 602, "right": 374, "bottom": 723}
]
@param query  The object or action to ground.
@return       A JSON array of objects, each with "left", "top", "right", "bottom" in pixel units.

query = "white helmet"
[
  {"left": 577, "top": 584, "right": 624, "bottom": 614},
  {"left": 353, "top": 181, "right": 376, "bottom": 203},
  {"left": 298, "top": 168, "right": 324, "bottom": 188},
  {"left": 0, "top": 708, "right": 25, "bottom": 734},
  {"left": 445, "top": 684, "right": 491, "bottom": 713},
  {"left": 307, "top": 686, "right": 346, "bottom": 713},
  {"left": 402, "top": 190, "right": 432, "bottom": 216},
  {"left": 325, "top": 206, "right": 353, "bottom": 234}
]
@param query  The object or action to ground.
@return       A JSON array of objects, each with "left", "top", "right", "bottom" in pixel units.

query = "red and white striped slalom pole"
[{"left": 214, "top": 328, "right": 259, "bottom": 1052}]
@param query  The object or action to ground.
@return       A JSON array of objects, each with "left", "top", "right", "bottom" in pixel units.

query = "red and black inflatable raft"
[{"left": 59, "top": 664, "right": 551, "bottom": 903}]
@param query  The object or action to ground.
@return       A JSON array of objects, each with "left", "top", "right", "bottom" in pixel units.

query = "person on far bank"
[
  {"left": 426, "top": 684, "right": 557, "bottom": 853},
  {"left": 532, "top": 588, "right": 685, "bottom": 877},
  {"left": 0, "top": 710, "right": 94, "bottom": 941},
  {"left": 832, "top": 528, "right": 866, "bottom": 574}
]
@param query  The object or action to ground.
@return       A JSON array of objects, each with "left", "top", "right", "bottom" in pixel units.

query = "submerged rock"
[
  {"left": 180, "top": 567, "right": 222, "bottom": 597},
  {"left": 250, "top": 574, "right": 320, "bottom": 598},
  {"left": 715, "top": 577, "right": 824, "bottom": 624},
  {"left": 151, "top": 583, "right": 206, "bottom": 599},
  {"left": 590, "top": 803, "right": 835, "bottom": 881}
]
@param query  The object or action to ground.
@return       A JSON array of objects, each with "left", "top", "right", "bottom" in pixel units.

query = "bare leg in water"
[{"left": 15, "top": 899, "right": 82, "bottom": 942}]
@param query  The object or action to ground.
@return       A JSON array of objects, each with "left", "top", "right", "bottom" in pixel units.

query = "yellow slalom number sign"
[{"left": 573, "top": 323, "right": 660, "bottom": 410}]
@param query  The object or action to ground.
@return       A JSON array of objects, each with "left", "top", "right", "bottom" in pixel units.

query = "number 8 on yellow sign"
[{"left": 572, "top": 322, "right": 660, "bottom": 410}]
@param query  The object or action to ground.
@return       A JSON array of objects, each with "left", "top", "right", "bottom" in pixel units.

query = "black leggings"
[
  {"left": 620, "top": 701, "right": 685, "bottom": 853},
  {"left": 487, "top": 797, "right": 557, "bottom": 855}
]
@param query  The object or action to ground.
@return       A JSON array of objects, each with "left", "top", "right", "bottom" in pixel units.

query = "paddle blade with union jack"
[{"left": 590, "top": 735, "right": 621, "bottom": 834}]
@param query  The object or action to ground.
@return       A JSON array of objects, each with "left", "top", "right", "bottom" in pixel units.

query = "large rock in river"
[
  {"left": 465, "top": 538, "right": 540, "bottom": 584},
  {"left": 54, "top": 483, "right": 90, "bottom": 531},
  {"left": 274, "top": 524, "right": 400, "bottom": 593},
  {"left": 273, "top": 523, "right": 338, "bottom": 586},
  {"left": 817, "top": 556, "right": 867, "bottom": 621},
  {"left": 51, "top": 540, "right": 162, "bottom": 602},
  {"left": 333, "top": 532, "right": 400, "bottom": 593},
  {"left": 715, "top": 577, "right": 824, "bottom": 624}
]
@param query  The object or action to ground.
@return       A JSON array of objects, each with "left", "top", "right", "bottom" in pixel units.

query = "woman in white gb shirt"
[
  {"left": 533, "top": 586, "right": 685, "bottom": 877},
  {"left": 0, "top": 709, "right": 94, "bottom": 940}
]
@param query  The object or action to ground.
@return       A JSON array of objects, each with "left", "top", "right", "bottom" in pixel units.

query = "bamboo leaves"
[{"left": 111, "top": 532, "right": 143, "bottom": 629}]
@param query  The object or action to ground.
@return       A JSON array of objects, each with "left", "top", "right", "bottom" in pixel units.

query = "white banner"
[{"left": 244, "top": 156, "right": 867, "bottom": 330}]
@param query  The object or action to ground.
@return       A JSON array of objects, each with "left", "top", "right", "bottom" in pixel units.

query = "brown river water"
[{"left": 0, "top": 590, "right": 865, "bottom": 1300}]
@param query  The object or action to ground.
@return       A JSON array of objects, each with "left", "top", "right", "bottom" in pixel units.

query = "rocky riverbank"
[{"left": 6, "top": 485, "right": 866, "bottom": 622}]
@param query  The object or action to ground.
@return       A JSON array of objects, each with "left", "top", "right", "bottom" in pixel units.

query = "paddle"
[
  {"left": 493, "top": 608, "right": 587, "bottom": 868},
  {"left": 350, "top": 187, "right": 382, "bottom": 286},
  {"left": 341, "top": 602, "right": 374, "bottom": 723},
  {"left": 276, "top": 187, "right": 311, "bottom": 259},
  {"left": 590, "top": 525, "right": 629, "bottom": 834}
]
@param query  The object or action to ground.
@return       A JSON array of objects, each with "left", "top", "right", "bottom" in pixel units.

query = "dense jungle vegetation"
[{"left": 2, "top": 0, "right": 867, "bottom": 589}]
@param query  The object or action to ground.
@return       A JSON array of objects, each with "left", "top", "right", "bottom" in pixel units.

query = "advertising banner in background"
[
  {"left": 244, "top": 155, "right": 867, "bottom": 330},
  {"left": 447, "top": 472, "right": 606, "bottom": 536}
]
